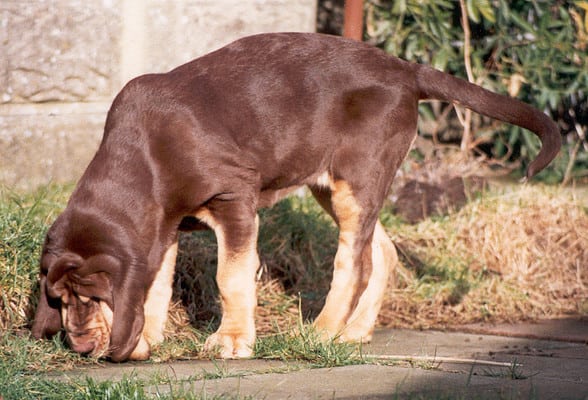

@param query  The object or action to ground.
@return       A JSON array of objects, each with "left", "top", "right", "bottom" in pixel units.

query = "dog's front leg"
[{"left": 197, "top": 206, "right": 260, "bottom": 358}]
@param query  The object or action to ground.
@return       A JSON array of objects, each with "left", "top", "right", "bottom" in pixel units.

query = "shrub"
[{"left": 365, "top": 0, "right": 587, "bottom": 182}]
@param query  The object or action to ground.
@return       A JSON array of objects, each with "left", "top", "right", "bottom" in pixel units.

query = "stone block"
[
  {"left": 143, "top": 0, "right": 317, "bottom": 73},
  {"left": 0, "top": 104, "right": 107, "bottom": 189},
  {"left": 0, "top": 0, "right": 318, "bottom": 189},
  {"left": 1, "top": 0, "right": 121, "bottom": 104}
]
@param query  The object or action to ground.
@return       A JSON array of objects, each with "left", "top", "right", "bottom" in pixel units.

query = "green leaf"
[
  {"left": 508, "top": 10, "right": 535, "bottom": 33},
  {"left": 477, "top": 0, "right": 496, "bottom": 23},
  {"left": 433, "top": 47, "right": 452, "bottom": 71},
  {"left": 392, "top": 0, "right": 407, "bottom": 15},
  {"left": 466, "top": 0, "right": 495, "bottom": 23},
  {"left": 466, "top": 0, "right": 480, "bottom": 23}
]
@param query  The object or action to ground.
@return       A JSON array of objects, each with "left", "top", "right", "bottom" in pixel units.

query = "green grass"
[
  {"left": 0, "top": 325, "right": 360, "bottom": 400},
  {"left": 1, "top": 375, "right": 146, "bottom": 400},
  {"left": 0, "top": 184, "right": 362, "bottom": 399},
  {"left": 0, "top": 184, "right": 70, "bottom": 331},
  {"left": 1, "top": 182, "right": 586, "bottom": 399},
  {"left": 254, "top": 320, "right": 365, "bottom": 368},
  {"left": 0, "top": 373, "right": 250, "bottom": 400}
]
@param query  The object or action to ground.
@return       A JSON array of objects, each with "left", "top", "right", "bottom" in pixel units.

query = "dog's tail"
[{"left": 415, "top": 64, "right": 561, "bottom": 179}]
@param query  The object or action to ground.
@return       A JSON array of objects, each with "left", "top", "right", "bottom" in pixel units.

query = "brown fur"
[{"left": 31, "top": 33, "right": 560, "bottom": 361}]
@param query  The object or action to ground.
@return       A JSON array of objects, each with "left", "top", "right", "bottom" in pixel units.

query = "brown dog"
[{"left": 31, "top": 33, "right": 560, "bottom": 361}]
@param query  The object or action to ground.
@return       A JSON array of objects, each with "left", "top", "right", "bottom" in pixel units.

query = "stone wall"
[{"left": 0, "top": 0, "right": 317, "bottom": 189}]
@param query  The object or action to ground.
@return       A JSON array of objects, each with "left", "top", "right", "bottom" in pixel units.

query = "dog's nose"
[
  {"left": 68, "top": 335, "right": 96, "bottom": 354},
  {"left": 71, "top": 341, "right": 96, "bottom": 354}
]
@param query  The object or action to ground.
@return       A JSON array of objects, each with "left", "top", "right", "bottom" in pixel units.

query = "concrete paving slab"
[
  {"left": 456, "top": 317, "right": 588, "bottom": 343},
  {"left": 364, "top": 329, "right": 588, "bottom": 391},
  {"left": 50, "top": 358, "right": 300, "bottom": 384},
  {"left": 158, "top": 363, "right": 587, "bottom": 399},
  {"left": 50, "top": 328, "right": 588, "bottom": 399}
]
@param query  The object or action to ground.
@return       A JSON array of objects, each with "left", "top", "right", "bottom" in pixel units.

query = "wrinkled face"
[
  {"left": 31, "top": 245, "right": 149, "bottom": 361},
  {"left": 31, "top": 212, "right": 151, "bottom": 362},
  {"left": 58, "top": 290, "right": 114, "bottom": 358},
  {"left": 42, "top": 252, "right": 117, "bottom": 358}
]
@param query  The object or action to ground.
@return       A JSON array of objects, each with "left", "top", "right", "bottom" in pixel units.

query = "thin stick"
[
  {"left": 363, "top": 354, "right": 518, "bottom": 368},
  {"left": 562, "top": 122, "right": 584, "bottom": 186},
  {"left": 458, "top": 0, "right": 474, "bottom": 154}
]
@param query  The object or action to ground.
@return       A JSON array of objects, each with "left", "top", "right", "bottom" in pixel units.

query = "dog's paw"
[
  {"left": 313, "top": 313, "right": 343, "bottom": 341},
  {"left": 313, "top": 316, "right": 373, "bottom": 344},
  {"left": 204, "top": 331, "right": 254, "bottom": 359},
  {"left": 144, "top": 330, "right": 165, "bottom": 346},
  {"left": 338, "top": 328, "right": 374, "bottom": 344},
  {"left": 337, "top": 316, "right": 376, "bottom": 344},
  {"left": 128, "top": 334, "right": 151, "bottom": 361}
]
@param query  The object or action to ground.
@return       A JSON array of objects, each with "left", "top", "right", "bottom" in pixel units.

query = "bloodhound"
[{"left": 31, "top": 33, "right": 560, "bottom": 361}]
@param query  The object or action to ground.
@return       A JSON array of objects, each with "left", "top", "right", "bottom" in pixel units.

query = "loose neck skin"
[{"left": 62, "top": 135, "right": 173, "bottom": 268}]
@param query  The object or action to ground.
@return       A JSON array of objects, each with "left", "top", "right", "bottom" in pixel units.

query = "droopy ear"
[
  {"left": 46, "top": 253, "right": 84, "bottom": 300},
  {"left": 104, "top": 255, "right": 146, "bottom": 362},
  {"left": 108, "top": 281, "right": 146, "bottom": 362},
  {"left": 31, "top": 251, "right": 70, "bottom": 339},
  {"left": 31, "top": 273, "right": 62, "bottom": 339},
  {"left": 70, "top": 254, "right": 117, "bottom": 308}
]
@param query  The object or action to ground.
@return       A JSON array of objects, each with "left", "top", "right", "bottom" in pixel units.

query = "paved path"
[{"left": 55, "top": 319, "right": 587, "bottom": 399}]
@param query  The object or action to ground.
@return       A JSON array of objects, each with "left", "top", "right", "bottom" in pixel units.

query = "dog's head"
[{"left": 31, "top": 216, "right": 149, "bottom": 362}]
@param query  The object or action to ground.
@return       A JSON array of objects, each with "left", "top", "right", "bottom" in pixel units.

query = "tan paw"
[
  {"left": 143, "top": 329, "right": 165, "bottom": 346},
  {"left": 313, "top": 313, "right": 344, "bottom": 341},
  {"left": 338, "top": 327, "right": 374, "bottom": 343},
  {"left": 204, "top": 331, "right": 254, "bottom": 359},
  {"left": 314, "top": 314, "right": 374, "bottom": 344},
  {"left": 128, "top": 334, "right": 151, "bottom": 361}
]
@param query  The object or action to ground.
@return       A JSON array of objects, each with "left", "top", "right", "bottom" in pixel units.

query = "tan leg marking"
[
  {"left": 201, "top": 211, "right": 260, "bottom": 359},
  {"left": 313, "top": 180, "right": 363, "bottom": 338},
  {"left": 128, "top": 242, "right": 178, "bottom": 360},
  {"left": 144, "top": 242, "right": 178, "bottom": 344},
  {"left": 339, "top": 221, "right": 397, "bottom": 342},
  {"left": 128, "top": 335, "right": 151, "bottom": 361}
]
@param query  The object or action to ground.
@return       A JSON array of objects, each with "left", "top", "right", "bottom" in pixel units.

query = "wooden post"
[{"left": 343, "top": 0, "right": 363, "bottom": 41}]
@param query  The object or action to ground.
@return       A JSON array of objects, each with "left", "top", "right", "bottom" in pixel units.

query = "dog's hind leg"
[
  {"left": 338, "top": 221, "right": 397, "bottom": 342},
  {"left": 311, "top": 179, "right": 398, "bottom": 343},
  {"left": 310, "top": 180, "right": 383, "bottom": 341}
]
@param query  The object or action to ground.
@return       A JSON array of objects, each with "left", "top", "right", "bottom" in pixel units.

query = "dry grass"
[
  {"left": 170, "top": 197, "right": 337, "bottom": 340},
  {"left": 167, "top": 184, "right": 587, "bottom": 338},
  {"left": 1, "top": 182, "right": 586, "bottom": 363},
  {"left": 379, "top": 184, "right": 588, "bottom": 329}
]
